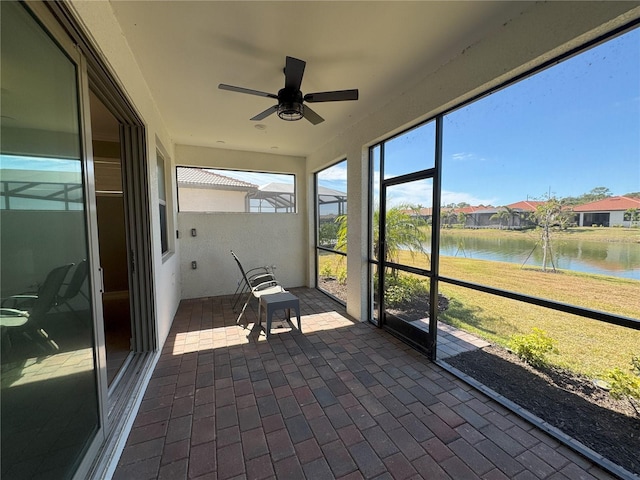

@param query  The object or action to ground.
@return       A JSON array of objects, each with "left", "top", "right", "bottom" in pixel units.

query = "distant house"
[
  {"left": 403, "top": 207, "right": 433, "bottom": 223},
  {"left": 573, "top": 196, "right": 640, "bottom": 227},
  {"left": 440, "top": 205, "right": 497, "bottom": 228},
  {"left": 505, "top": 200, "right": 545, "bottom": 228},
  {"left": 177, "top": 167, "right": 257, "bottom": 212},
  {"left": 459, "top": 205, "right": 497, "bottom": 227}
]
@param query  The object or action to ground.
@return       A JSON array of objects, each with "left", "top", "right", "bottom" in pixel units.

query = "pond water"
[{"left": 439, "top": 233, "right": 640, "bottom": 280}]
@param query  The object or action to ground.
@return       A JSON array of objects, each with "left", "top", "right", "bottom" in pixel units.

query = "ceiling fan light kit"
[
  {"left": 277, "top": 101, "right": 304, "bottom": 121},
  {"left": 219, "top": 56, "right": 358, "bottom": 125}
]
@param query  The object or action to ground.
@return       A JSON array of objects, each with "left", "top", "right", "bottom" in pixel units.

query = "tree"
[
  {"left": 534, "top": 200, "right": 558, "bottom": 272},
  {"left": 376, "top": 206, "right": 429, "bottom": 269},
  {"left": 441, "top": 208, "right": 457, "bottom": 226},
  {"left": 318, "top": 219, "right": 339, "bottom": 247},
  {"left": 587, "top": 186, "right": 612, "bottom": 200},
  {"left": 490, "top": 207, "right": 514, "bottom": 229},
  {"left": 563, "top": 186, "right": 613, "bottom": 206},
  {"left": 334, "top": 214, "right": 348, "bottom": 252},
  {"left": 532, "top": 197, "right": 574, "bottom": 271},
  {"left": 625, "top": 208, "right": 640, "bottom": 227},
  {"left": 336, "top": 204, "right": 428, "bottom": 266},
  {"left": 457, "top": 211, "right": 467, "bottom": 228}
]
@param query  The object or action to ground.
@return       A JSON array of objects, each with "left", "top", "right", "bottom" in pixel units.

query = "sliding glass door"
[{"left": 1, "top": 3, "right": 101, "bottom": 478}]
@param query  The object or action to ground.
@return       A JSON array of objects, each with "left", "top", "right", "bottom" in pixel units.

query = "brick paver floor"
[{"left": 113, "top": 288, "right": 615, "bottom": 479}]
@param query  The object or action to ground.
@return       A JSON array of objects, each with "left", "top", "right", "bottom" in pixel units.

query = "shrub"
[
  {"left": 509, "top": 328, "right": 557, "bottom": 368},
  {"left": 605, "top": 369, "right": 640, "bottom": 416},
  {"left": 603, "top": 356, "right": 640, "bottom": 415},
  {"left": 336, "top": 268, "right": 347, "bottom": 285},
  {"left": 320, "top": 264, "right": 333, "bottom": 278},
  {"left": 632, "top": 355, "right": 640, "bottom": 375},
  {"left": 605, "top": 368, "right": 640, "bottom": 401},
  {"left": 385, "top": 285, "right": 413, "bottom": 307},
  {"left": 384, "top": 274, "right": 428, "bottom": 308}
]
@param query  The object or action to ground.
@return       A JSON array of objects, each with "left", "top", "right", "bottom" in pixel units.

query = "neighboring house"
[
  {"left": 460, "top": 205, "right": 497, "bottom": 228},
  {"left": 408, "top": 207, "right": 434, "bottom": 223},
  {"left": 177, "top": 167, "right": 257, "bottom": 212},
  {"left": 442, "top": 205, "right": 497, "bottom": 228},
  {"left": 573, "top": 196, "right": 640, "bottom": 227},
  {"left": 506, "top": 200, "right": 545, "bottom": 228}
]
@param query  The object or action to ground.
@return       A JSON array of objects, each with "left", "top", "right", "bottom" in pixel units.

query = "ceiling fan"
[{"left": 218, "top": 56, "right": 358, "bottom": 125}]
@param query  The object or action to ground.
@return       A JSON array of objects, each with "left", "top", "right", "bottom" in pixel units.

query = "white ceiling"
[{"left": 109, "top": 1, "right": 534, "bottom": 157}]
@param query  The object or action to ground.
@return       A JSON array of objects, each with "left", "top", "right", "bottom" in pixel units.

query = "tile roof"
[
  {"left": 401, "top": 207, "right": 433, "bottom": 216},
  {"left": 177, "top": 167, "right": 257, "bottom": 189},
  {"left": 456, "top": 205, "right": 496, "bottom": 214},
  {"left": 573, "top": 196, "right": 640, "bottom": 212},
  {"left": 506, "top": 200, "right": 545, "bottom": 211}
]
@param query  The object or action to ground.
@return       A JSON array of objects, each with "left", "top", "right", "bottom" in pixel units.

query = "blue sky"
[
  {"left": 317, "top": 27, "right": 639, "bottom": 209},
  {"left": 440, "top": 27, "right": 639, "bottom": 206}
]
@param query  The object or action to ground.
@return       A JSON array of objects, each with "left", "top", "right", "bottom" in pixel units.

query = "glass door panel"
[
  {"left": 383, "top": 180, "right": 433, "bottom": 271},
  {"left": 1, "top": 3, "right": 100, "bottom": 479},
  {"left": 380, "top": 177, "right": 433, "bottom": 353}
]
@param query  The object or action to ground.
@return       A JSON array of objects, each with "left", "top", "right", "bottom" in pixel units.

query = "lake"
[{"left": 439, "top": 233, "right": 640, "bottom": 280}]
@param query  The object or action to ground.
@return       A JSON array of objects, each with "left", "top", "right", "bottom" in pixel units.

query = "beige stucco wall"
[
  {"left": 176, "top": 145, "right": 307, "bottom": 298},
  {"left": 179, "top": 187, "right": 248, "bottom": 213}
]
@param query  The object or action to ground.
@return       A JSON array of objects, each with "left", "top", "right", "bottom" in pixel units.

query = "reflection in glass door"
[
  {"left": 379, "top": 176, "right": 434, "bottom": 354},
  {"left": 1, "top": 2, "right": 101, "bottom": 478}
]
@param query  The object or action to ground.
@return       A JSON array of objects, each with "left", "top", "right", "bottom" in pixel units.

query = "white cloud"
[
  {"left": 317, "top": 163, "right": 347, "bottom": 181},
  {"left": 371, "top": 171, "right": 497, "bottom": 209},
  {"left": 441, "top": 190, "right": 497, "bottom": 206},
  {"left": 387, "top": 179, "right": 433, "bottom": 208},
  {"left": 450, "top": 152, "right": 485, "bottom": 162}
]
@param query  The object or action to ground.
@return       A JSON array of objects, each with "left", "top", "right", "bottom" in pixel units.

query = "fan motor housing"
[{"left": 277, "top": 88, "right": 304, "bottom": 121}]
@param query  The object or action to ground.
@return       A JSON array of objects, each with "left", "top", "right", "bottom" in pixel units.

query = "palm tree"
[
  {"left": 490, "top": 207, "right": 512, "bottom": 229},
  {"left": 336, "top": 204, "right": 429, "bottom": 276},
  {"left": 377, "top": 205, "right": 429, "bottom": 267},
  {"left": 457, "top": 211, "right": 468, "bottom": 228}
]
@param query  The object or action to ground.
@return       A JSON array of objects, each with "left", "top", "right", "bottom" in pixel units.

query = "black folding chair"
[{"left": 230, "top": 250, "right": 284, "bottom": 323}]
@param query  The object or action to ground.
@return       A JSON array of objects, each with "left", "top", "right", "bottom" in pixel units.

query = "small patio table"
[{"left": 258, "top": 292, "right": 301, "bottom": 338}]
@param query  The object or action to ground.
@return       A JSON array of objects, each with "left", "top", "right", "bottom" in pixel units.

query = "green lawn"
[{"left": 436, "top": 256, "right": 640, "bottom": 378}]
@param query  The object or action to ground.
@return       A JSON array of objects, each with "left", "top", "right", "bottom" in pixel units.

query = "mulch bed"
[{"left": 446, "top": 344, "right": 640, "bottom": 476}]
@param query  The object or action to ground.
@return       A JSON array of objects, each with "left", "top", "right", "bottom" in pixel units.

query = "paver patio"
[{"left": 113, "top": 287, "right": 615, "bottom": 479}]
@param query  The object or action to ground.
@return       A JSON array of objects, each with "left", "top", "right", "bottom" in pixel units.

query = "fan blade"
[
  {"left": 284, "top": 56, "right": 306, "bottom": 91},
  {"left": 302, "top": 105, "right": 324, "bottom": 125},
  {"left": 251, "top": 105, "right": 278, "bottom": 121},
  {"left": 304, "top": 89, "right": 359, "bottom": 103},
  {"left": 219, "top": 84, "right": 277, "bottom": 99}
]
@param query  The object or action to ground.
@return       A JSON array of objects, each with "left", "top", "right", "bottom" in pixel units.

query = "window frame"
[
  {"left": 367, "top": 22, "right": 640, "bottom": 343},
  {"left": 176, "top": 166, "right": 297, "bottom": 214},
  {"left": 315, "top": 159, "right": 348, "bottom": 305}
]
